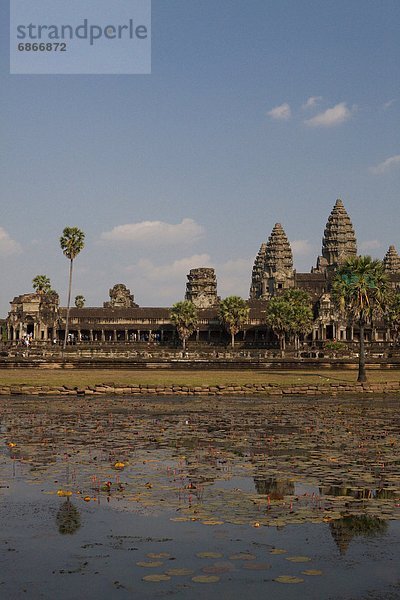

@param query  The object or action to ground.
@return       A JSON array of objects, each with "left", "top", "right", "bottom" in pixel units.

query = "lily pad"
[
  {"left": 192, "top": 575, "right": 220, "bottom": 583},
  {"left": 275, "top": 575, "right": 304, "bottom": 584}
]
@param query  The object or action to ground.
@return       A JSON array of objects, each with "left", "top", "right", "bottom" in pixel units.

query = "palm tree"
[
  {"left": 284, "top": 289, "right": 313, "bottom": 351},
  {"left": 332, "top": 256, "right": 388, "bottom": 382},
  {"left": 74, "top": 295, "right": 85, "bottom": 309},
  {"left": 32, "top": 275, "right": 52, "bottom": 294},
  {"left": 265, "top": 296, "right": 290, "bottom": 356},
  {"left": 218, "top": 296, "right": 249, "bottom": 348},
  {"left": 170, "top": 301, "right": 198, "bottom": 351},
  {"left": 60, "top": 227, "right": 85, "bottom": 352},
  {"left": 265, "top": 289, "right": 313, "bottom": 356}
]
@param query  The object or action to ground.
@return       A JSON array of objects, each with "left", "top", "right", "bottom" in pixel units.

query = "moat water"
[{"left": 1, "top": 395, "right": 400, "bottom": 599}]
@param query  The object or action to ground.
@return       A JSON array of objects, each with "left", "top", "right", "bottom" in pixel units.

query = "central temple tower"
[{"left": 314, "top": 199, "right": 357, "bottom": 273}]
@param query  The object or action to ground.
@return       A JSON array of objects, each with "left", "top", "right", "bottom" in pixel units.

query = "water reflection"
[
  {"left": 56, "top": 499, "right": 81, "bottom": 535},
  {"left": 329, "top": 515, "right": 388, "bottom": 555},
  {"left": 1, "top": 396, "right": 400, "bottom": 531}
]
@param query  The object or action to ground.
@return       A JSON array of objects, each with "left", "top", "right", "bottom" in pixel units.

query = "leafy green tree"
[
  {"left": 170, "top": 301, "right": 199, "bottom": 351},
  {"left": 332, "top": 256, "right": 388, "bottom": 382},
  {"left": 218, "top": 296, "right": 249, "bottom": 348},
  {"left": 60, "top": 227, "right": 85, "bottom": 352},
  {"left": 74, "top": 295, "right": 85, "bottom": 309},
  {"left": 282, "top": 289, "right": 313, "bottom": 350},
  {"left": 265, "top": 289, "right": 313, "bottom": 356},
  {"left": 32, "top": 275, "right": 52, "bottom": 294},
  {"left": 384, "top": 290, "right": 400, "bottom": 346}
]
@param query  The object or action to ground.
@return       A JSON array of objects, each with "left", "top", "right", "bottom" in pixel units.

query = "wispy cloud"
[
  {"left": 267, "top": 102, "right": 291, "bottom": 121},
  {"left": 383, "top": 99, "right": 396, "bottom": 110},
  {"left": 304, "top": 102, "right": 354, "bottom": 127},
  {"left": 291, "top": 239, "right": 314, "bottom": 256},
  {"left": 360, "top": 240, "right": 381, "bottom": 251},
  {"left": 370, "top": 154, "right": 400, "bottom": 175},
  {"left": 134, "top": 254, "right": 212, "bottom": 282},
  {"left": 0, "top": 227, "right": 22, "bottom": 257},
  {"left": 101, "top": 218, "right": 205, "bottom": 246},
  {"left": 302, "top": 96, "right": 322, "bottom": 110}
]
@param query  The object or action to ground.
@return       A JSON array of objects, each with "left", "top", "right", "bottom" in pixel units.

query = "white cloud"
[
  {"left": 302, "top": 96, "right": 322, "bottom": 110},
  {"left": 101, "top": 218, "right": 205, "bottom": 246},
  {"left": 370, "top": 155, "right": 400, "bottom": 175},
  {"left": 383, "top": 99, "right": 395, "bottom": 110},
  {"left": 291, "top": 239, "right": 314, "bottom": 256},
  {"left": 0, "top": 227, "right": 22, "bottom": 257},
  {"left": 217, "top": 257, "right": 253, "bottom": 298},
  {"left": 304, "top": 102, "right": 354, "bottom": 127},
  {"left": 135, "top": 254, "right": 212, "bottom": 282},
  {"left": 267, "top": 102, "right": 291, "bottom": 121},
  {"left": 360, "top": 240, "right": 381, "bottom": 251}
]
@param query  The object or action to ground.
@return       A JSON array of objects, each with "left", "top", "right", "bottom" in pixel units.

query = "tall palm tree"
[
  {"left": 332, "top": 256, "right": 388, "bottom": 382},
  {"left": 170, "top": 300, "right": 198, "bottom": 351},
  {"left": 32, "top": 274, "right": 52, "bottom": 294},
  {"left": 218, "top": 296, "right": 249, "bottom": 348},
  {"left": 265, "top": 289, "right": 313, "bottom": 356},
  {"left": 60, "top": 227, "right": 85, "bottom": 352}
]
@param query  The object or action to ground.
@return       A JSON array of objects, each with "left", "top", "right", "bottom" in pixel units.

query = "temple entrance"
[
  {"left": 326, "top": 325, "right": 334, "bottom": 340},
  {"left": 26, "top": 319, "right": 34, "bottom": 337}
]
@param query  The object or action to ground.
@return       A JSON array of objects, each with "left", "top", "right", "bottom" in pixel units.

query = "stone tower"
[
  {"left": 249, "top": 242, "right": 267, "bottom": 299},
  {"left": 316, "top": 199, "right": 357, "bottom": 273},
  {"left": 185, "top": 268, "right": 219, "bottom": 308},
  {"left": 262, "top": 223, "right": 294, "bottom": 297},
  {"left": 383, "top": 245, "right": 400, "bottom": 274}
]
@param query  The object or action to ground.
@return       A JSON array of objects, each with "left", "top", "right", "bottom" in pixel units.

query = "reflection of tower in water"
[
  {"left": 56, "top": 499, "right": 81, "bottom": 535},
  {"left": 329, "top": 515, "right": 387, "bottom": 555},
  {"left": 254, "top": 478, "right": 295, "bottom": 499}
]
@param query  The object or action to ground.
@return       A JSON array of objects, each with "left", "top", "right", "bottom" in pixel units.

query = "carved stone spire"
[
  {"left": 185, "top": 268, "right": 219, "bottom": 308},
  {"left": 321, "top": 199, "right": 357, "bottom": 270},
  {"left": 383, "top": 245, "right": 400, "bottom": 274},
  {"left": 249, "top": 242, "right": 267, "bottom": 299},
  {"left": 264, "top": 223, "right": 293, "bottom": 277},
  {"left": 263, "top": 223, "right": 294, "bottom": 296}
]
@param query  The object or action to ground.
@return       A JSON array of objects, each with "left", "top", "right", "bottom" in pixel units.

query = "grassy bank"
[{"left": 0, "top": 368, "right": 399, "bottom": 388}]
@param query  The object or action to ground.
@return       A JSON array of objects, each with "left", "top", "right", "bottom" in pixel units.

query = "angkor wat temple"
[{"left": 3, "top": 199, "right": 400, "bottom": 348}]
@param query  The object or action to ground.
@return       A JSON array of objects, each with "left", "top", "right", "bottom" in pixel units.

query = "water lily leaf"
[
  {"left": 202, "top": 562, "right": 233, "bottom": 574},
  {"left": 136, "top": 561, "right": 164, "bottom": 568},
  {"left": 165, "top": 568, "right": 194, "bottom": 576},
  {"left": 275, "top": 575, "right": 304, "bottom": 584},
  {"left": 142, "top": 574, "right": 171, "bottom": 582},
  {"left": 146, "top": 552, "right": 171, "bottom": 559},
  {"left": 302, "top": 569, "right": 323, "bottom": 576},
  {"left": 286, "top": 556, "right": 311, "bottom": 563},
  {"left": 196, "top": 552, "right": 223, "bottom": 559},
  {"left": 270, "top": 548, "right": 287, "bottom": 555},
  {"left": 229, "top": 553, "right": 256, "bottom": 561},
  {"left": 192, "top": 575, "right": 220, "bottom": 583}
]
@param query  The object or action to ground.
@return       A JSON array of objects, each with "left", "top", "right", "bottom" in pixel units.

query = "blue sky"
[{"left": 0, "top": 0, "right": 399, "bottom": 314}]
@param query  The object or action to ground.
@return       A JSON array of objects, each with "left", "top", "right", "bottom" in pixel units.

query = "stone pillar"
[
  {"left": 160, "top": 330, "right": 164, "bottom": 342},
  {"left": 90, "top": 330, "right": 93, "bottom": 342},
  {"left": 113, "top": 329, "right": 117, "bottom": 342},
  {"left": 101, "top": 329, "right": 105, "bottom": 342},
  {"left": 196, "top": 329, "right": 199, "bottom": 342}
]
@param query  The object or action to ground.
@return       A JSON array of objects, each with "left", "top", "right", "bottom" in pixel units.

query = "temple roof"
[
  {"left": 264, "top": 223, "right": 293, "bottom": 274},
  {"left": 322, "top": 199, "right": 357, "bottom": 268},
  {"left": 383, "top": 245, "right": 400, "bottom": 274}
]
